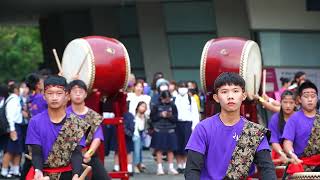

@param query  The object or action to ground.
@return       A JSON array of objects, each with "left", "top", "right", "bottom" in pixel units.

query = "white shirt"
[
  {"left": 171, "top": 90, "right": 178, "bottom": 98},
  {"left": 5, "top": 94, "right": 23, "bottom": 131},
  {"left": 127, "top": 92, "right": 151, "bottom": 118},
  {"left": 174, "top": 94, "right": 200, "bottom": 130},
  {"left": 134, "top": 115, "right": 146, "bottom": 137},
  {"left": 0, "top": 98, "right": 4, "bottom": 108}
]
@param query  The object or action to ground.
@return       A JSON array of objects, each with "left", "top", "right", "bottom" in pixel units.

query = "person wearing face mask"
[
  {"left": 173, "top": 81, "right": 200, "bottom": 174},
  {"left": 150, "top": 78, "right": 170, "bottom": 109},
  {"left": 150, "top": 90, "right": 179, "bottom": 175},
  {"left": 187, "top": 81, "right": 201, "bottom": 113}
]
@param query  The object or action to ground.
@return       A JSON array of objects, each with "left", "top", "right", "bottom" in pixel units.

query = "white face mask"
[
  {"left": 178, "top": 87, "right": 188, "bottom": 96},
  {"left": 159, "top": 85, "right": 169, "bottom": 91}
]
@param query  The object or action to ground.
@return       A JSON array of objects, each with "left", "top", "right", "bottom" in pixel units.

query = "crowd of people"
[
  {"left": 0, "top": 70, "right": 205, "bottom": 179},
  {"left": 0, "top": 69, "right": 319, "bottom": 179}
]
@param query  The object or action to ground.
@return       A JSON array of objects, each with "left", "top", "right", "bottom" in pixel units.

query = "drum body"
[
  {"left": 291, "top": 172, "right": 320, "bottom": 179},
  {"left": 62, "top": 36, "right": 130, "bottom": 96},
  {"left": 200, "top": 37, "right": 262, "bottom": 99}
]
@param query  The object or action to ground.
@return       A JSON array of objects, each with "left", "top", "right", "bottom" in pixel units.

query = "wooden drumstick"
[
  {"left": 262, "top": 69, "right": 266, "bottom": 95},
  {"left": 254, "top": 74, "right": 256, "bottom": 95},
  {"left": 25, "top": 154, "right": 32, "bottom": 160},
  {"left": 76, "top": 51, "right": 90, "bottom": 76},
  {"left": 52, "top": 49, "right": 63, "bottom": 73},
  {"left": 79, "top": 164, "right": 92, "bottom": 180}
]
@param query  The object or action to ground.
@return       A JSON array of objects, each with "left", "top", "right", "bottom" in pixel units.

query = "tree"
[{"left": 0, "top": 26, "right": 43, "bottom": 84}]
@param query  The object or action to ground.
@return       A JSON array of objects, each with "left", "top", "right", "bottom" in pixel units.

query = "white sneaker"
[
  {"left": 168, "top": 168, "right": 179, "bottom": 175},
  {"left": 134, "top": 166, "right": 141, "bottom": 174},
  {"left": 156, "top": 167, "right": 165, "bottom": 175}
]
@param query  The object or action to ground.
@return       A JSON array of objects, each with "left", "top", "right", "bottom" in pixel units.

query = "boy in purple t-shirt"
[
  {"left": 26, "top": 76, "right": 87, "bottom": 180},
  {"left": 282, "top": 81, "right": 319, "bottom": 165},
  {"left": 25, "top": 73, "right": 47, "bottom": 117},
  {"left": 185, "top": 72, "right": 276, "bottom": 180},
  {"left": 67, "top": 79, "right": 110, "bottom": 180}
]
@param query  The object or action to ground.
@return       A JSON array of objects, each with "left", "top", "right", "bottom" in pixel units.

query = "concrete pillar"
[
  {"left": 136, "top": 2, "right": 173, "bottom": 82},
  {"left": 213, "top": 0, "right": 251, "bottom": 39}
]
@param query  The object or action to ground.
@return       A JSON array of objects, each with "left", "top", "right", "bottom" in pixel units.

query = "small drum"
[
  {"left": 62, "top": 36, "right": 131, "bottom": 96},
  {"left": 291, "top": 172, "right": 320, "bottom": 179},
  {"left": 200, "top": 37, "right": 262, "bottom": 99}
]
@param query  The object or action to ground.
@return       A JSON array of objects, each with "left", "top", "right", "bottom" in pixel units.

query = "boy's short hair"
[
  {"left": 25, "top": 73, "right": 40, "bottom": 91},
  {"left": 68, "top": 80, "right": 88, "bottom": 92},
  {"left": 213, "top": 72, "right": 245, "bottom": 93},
  {"left": 44, "top": 75, "right": 67, "bottom": 91},
  {"left": 298, "top": 80, "right": 318, "bottom": 95}
]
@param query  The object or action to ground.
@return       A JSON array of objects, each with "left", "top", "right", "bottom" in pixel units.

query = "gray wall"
[
  {"left": 247, "top": 0, "right": 320, "bottom": 30},
  {"left": 137, "top": 2, "right": 173, "bottom": 82}
]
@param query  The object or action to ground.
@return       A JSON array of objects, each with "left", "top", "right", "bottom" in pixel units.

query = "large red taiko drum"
[
  {"left": 200, "top": 37, "right": 262, "bottom": 99},
  {"left": 62, "top": 36, "right": 131, "bottom": 96}
]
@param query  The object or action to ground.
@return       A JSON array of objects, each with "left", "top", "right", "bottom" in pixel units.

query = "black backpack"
[
  {"left": 0, "top": 97, "right": 13, "bottom": 136},
  {"left": 123, "top": 112, "right": 135, "bottom": 137}
]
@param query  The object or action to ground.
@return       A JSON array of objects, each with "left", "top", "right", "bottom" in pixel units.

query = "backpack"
[
  {"left": 0, "top": 97, "right": 14, "bottom": 136},
  {"left": 123, "top": 112, "right": 135, "bottom": 137}
]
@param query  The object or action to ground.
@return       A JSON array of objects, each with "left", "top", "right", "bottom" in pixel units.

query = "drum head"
[
  {"left": 240, "top": 40, "right": 262, "bottom": 100},
  {"left": 62, "top": 38, "right": 95, "bottom": 91}
]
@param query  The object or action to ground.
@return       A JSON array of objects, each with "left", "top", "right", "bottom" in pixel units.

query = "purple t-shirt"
[
  {"left": 66, "top": 106, "right": 104, "bottom": 141},
  {"left": 282, "top": 110, "right": 315, "bottom": 157},
  {"left": 268, "top": 112, "right": 284, "bottom": 144},
  {"left": 29, "top": 93, "right": 47, "bottom": 117},
  {"left": 26, "top": 110, "right": 86, "bottom": 161},
  {"left": 185, "top": 114, "right": 270, "bottom": 180}
]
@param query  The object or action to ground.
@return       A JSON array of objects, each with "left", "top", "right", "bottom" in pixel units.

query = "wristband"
[
  {"left": 35, "top": 169, "right": 42, "bottom": 173},
  {"left": 268, "top": 98, "right": 275, "bottom": 103},
  {"left": 288, "top": 150, "right": 295, "bottom": 157},
  {"left": 87, "top": 149, "right": 94, "bottom": 156},
  {"left": 278, "top": 150, "right": 285, "bottom": 156},
  {"left": 259, "top": 97, "right": 266, "bottom": 103}
]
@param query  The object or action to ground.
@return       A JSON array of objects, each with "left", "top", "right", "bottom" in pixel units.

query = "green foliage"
[{"left": 0, "top": 26, "right": 43, "bottom": 83}]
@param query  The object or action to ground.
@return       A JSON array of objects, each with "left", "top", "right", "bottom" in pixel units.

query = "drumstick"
[
  {"left": 25, "top": 154, "right": 32, "bottom": 160},
  {"left": 262, "top": 69, "right": 266, "bottom": 95},
  {"left": 52, "top": 49, "right": 63, "bottom": 73},
  {"left": 76, "top": 51, "right": 90, "bottom": 75},
  {"left": 79, "top": 164, "right": 92, "bottom": 180},
  {"left": 254, "top": 74, "right": 256, "bottom": 95}
]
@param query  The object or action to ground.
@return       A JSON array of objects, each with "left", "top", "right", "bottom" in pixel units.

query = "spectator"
[
  {"left": 174, "top": 81, "right": 200, "bottom": 173},
  {"left": 151, "top": 72, "right": 164, "bottom": 96},
  {"left": 150, "top": 78, "right": 169, "bottom": 109},
  {"left": 132, "top": 101, "right": 148, "bottom": 173},
  {"left": 274, "top": 77, "right": 291, "bottom": 102},
  {"left": 127, "top": 80, "right": 151, "bottom": 119},
  {"left": 187, "top": 81, "right": 201, "bottom": 112},
  {"left": 288, "top": 71, "right": 306, "bottom": 91},
  {"left": 1, "top": 84, "right": 23, "bottom": 178},
  {"left": 150, "top": 90, "right": 179, "bottom": 175}
]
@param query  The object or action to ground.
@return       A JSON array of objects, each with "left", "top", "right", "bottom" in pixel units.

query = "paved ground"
[
  {"left": 105, "top": 150, "right": 184, "bottom": 180},
  {"left": 0, "top": 150, "right": 184, "bottom": 180}
]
